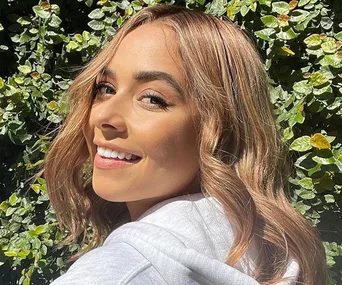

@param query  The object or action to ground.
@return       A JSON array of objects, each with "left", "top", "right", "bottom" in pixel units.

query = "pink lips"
[{"left": 94, "top": 153, "right": 141, "bottom": 169}]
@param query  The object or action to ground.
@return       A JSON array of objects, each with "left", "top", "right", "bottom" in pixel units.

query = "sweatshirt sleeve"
[{"left": 49, "top": 242, "right": 166, "bottom": 285}]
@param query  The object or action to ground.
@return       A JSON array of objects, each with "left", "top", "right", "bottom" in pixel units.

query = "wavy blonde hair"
[{"left": 43, "top": 4, "right": 328, "bottom": 284}]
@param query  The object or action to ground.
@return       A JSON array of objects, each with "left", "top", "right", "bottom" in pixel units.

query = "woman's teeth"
[{"left": 97, "top": 146, "right": 140, "bottom": 160}]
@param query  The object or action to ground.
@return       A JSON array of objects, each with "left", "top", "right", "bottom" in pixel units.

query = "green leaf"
[
  {"left": 75, "top": 34, "right": 83, "bottom": 43},
  {"left": 44, "top": 239, "right": 54, "bottom": 247},
  {"left": 35, "top": 225, "right": 47, "bottom": 235},
  {"left": 88, "top": 9, "right": 105, "bottom": 20},
  {"left": 88, "top": 20, "right": 105, "bottom": 31},
  {"left": 290, "top": 9, "right": 310, "bottom": 22},
  {"left": 41, "top": 244, "right": 48, "bottom": 255},
  {"left": 255, "top": 28, "right": 275, "bottom": 41},
  {"left": 32, "top": 238, "right": 42, "bottom": 249},
  {"left": 294, "top": 17, "right": 311, "bottom": 31},
  {"left": 312, "top": 155, "right": 334, "bottom": 165},
  {"left": 227, "top": 1, "right": 239, "bottom": 19},
  {"left": 298, "top": 0, "right": 310, "bottom": 7},
  {"left": 295, "top": 201, "right": 311, "bottom": 215},
  {"left": 0, "top": 201, "right": 9, "bottom": 212},
  {"left": 18, "top": 249, "right": 31, "bottom": 259},
  {"left": 307, "top": 164, "right": 322, "bottom": 177},
  {"left": 319, "top": 55, "right": 342, "bottom": 68},
  {"left": 32, "top": 6, "right": 50, "bottom": 19},
  {"left": 85, "top": 0, "right": 94, "bottom": 7},
  {"left": 306, "top": 48, "right": 324, "bottom": 58},
  {"left": 14, "top": 77, "right": 24, "bottom": 84},
  {"left": 294, "top": 110, "right": 305, "bottom": 124},
  {"left": 56, "top": 257, "right": 64, "bottom": 267},
  {"left": 4, "top": 251, "right": 18, "bottom": 257},
  {"left": 47, "top": 101, "right": 58, "bottom": 110},
  {"left": 17, "top": 17, "right": 31, "bottom": 26},
  {"left": 66, "top": 41, "right": 78, "bottom": 51},
  {"left": 5, "top": 207, "right": 16, "bottom": 216},
  {"left": 259, "top": 0, "right": 271, "bottom": 6},
  {"left": 335, "top": 32, "right": 342, "bottom": 41},
  {"left": 132, "top": 0, "right": 142, "bottom": 10},
  {"left": 280, "top": 46, "right": 295, "bottom": 55},
  {"left": 0, "top": 77, "right": 4, "bottom": 89},
  {"left": 19, "top": 31, "right": 31, "bottom": 44},
  {"left": 277, "top": 27, "right": 297, "bottom": 40},
  {"left": 261, "top": 15, "right": 278, "bottom": 28},
  {"left": 313, "top": 85, "right": 332, "bottom": 96},
  {"left": 293, "top": 80, "right": 312, "bottom": 95},
  {"left": 240, "top": 6, "right": 250, "bottom": 17},
  {"left": 304, "top": 34, "right": 321, "bottom": 47},
  {"left": 9, "top": 193, "right": 17, "bottom": 206},
  {"left": 309, "top": 72, "right": 329, "bottom": 87},
  {"left": 321, "top": 17, "right": 333, "bottom": 30},
  {"left": 324, "top": 194, "right": 335, "bottom": 203},
  {"left": 117, "top": 16, "right": 123, "bottom": 27},
  {"left": 272, "top": 2, "right": 290, "bottom": 14},
  {"left": 297, "top": 189, "right": 315, "bottom": 199},
  {"left": 290, "top": 136, "right": 312, "bottom": 152},
  {"left": 48, "top": 14, "right": 62, "bottom": 28},
  {"left": 82, "top": 31, "right": 91, "bottom": 41},
  {"left": 282, "top": 126, "right": 294, "bottom": 141},
  {"left": 51, "top": 4, "right": 61, "bottom": 14},
  {"left": 298, "top": 177, "right": 313, "bottom": 189},
  {"left": 321, "top": 40, "right": 337, "bottom": 54},
  {"left": 18, "top": 65, "right": 32, "bottom": 74}
]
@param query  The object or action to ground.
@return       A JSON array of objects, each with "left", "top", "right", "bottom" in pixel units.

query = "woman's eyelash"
[
  {"left": 93, "top": 83, "right": 170, "bottom": 110},
  {"left": 93, "top": 83, "right": 115, "bottom": 97},
  {"left": 141, "top": 93, "right": 169, "bottom": 110}
]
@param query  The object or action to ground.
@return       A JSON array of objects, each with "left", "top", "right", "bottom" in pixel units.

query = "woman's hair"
[{"left": 43, "top": 4, "right": 328, "bottom": 284}]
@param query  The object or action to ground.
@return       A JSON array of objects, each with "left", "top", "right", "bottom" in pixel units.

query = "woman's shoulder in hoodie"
[{"left": 50, "top": 192, "right": 300, "bottom": 285}]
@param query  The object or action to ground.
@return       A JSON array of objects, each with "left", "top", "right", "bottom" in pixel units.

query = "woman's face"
[{"left": 83, "top": 23, "right": 201, "bottom": 220}]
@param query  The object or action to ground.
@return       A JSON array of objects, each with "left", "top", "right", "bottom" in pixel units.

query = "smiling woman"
[
  {"left": 83, "top": 22, "right": 201, "bottom": 219},
  {"left": 44, "top": 4, "right": 327, "bottom": 285}
]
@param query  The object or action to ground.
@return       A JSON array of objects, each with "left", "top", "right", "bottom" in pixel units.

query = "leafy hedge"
[{"left": 0, "top": 0, "right": 341, "bottom": 284}]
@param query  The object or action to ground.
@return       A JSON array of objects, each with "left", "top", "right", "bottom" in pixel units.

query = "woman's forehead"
[
  {"left": 103, "top": 23, "right": 185, "bottom": 86},
  {"left": 116, "top": 24, "right": 178, "bottom": 62}
]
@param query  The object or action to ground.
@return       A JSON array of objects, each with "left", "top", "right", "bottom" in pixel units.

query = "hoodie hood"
[
  {"left": 50, "top": 192, "right": 300, "bottom": 285},
  {"left": 104, "top": 192, "right": 300, "bottom": 285}
]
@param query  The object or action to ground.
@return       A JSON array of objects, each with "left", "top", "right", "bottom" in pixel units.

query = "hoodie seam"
[
  {"left": 122, "top": 263, "right": 170, "bottom": 285},
  {"left": 120, "top": 259, "right": 154, "bottom": 285},
  {"left": 110, "top": 233, "right": 217, "bottom": 285}
]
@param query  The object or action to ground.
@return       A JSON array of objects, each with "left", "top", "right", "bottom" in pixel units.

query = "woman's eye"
[
  {"left": 141, "top": 93, "right": 170, "bottom": 110},
  {"left": 93, "top": 83, "right": 115, "bottom": 98},
  {"left": 100, "top": 86, "right": 114, "bottom": 94}
]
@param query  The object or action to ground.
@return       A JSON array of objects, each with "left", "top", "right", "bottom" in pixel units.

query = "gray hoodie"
[{"left": 50, "top": 192, "right": 300, "bottom": 285}]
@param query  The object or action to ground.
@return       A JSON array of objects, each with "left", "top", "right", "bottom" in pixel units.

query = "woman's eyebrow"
[{"left": 99, "top": 68, "right": 184, "bottom": 100}]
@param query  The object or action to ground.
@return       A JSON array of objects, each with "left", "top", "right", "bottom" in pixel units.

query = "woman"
[{"left": 45, "top": 4, "right": 328, "bottom": 285}]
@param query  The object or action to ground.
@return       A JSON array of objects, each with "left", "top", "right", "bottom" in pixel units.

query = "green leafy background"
[{"left": 0, "top": 0, "right": 341, "bottom": 284}]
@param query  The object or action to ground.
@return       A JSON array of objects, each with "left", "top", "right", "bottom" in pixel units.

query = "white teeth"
[
  {"left": 125, "top": 153, "right": 132, "bottom": 160},
  {"left": 118, "top": 152, "right": 125, "bottom": 159},
  {"left": 98, "top": 147, "right": 106, "bottom": 156},
  {"left": 110, "top": 150, "right": 119, "bottom": 158},
  {"left": 104, "top": 149, "right": 112, "bottom": 157},
  {"left": 97, "top": 146, "right": 139, "bottom": 161}
]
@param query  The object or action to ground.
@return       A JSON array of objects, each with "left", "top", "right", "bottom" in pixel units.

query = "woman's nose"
[{"left": 92, "top": 96, "right": 128, "bottom": 134}]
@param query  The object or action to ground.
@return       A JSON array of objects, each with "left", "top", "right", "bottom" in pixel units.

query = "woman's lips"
[{"left": 94, "top": 153, "right": 141, "bottom": 169}]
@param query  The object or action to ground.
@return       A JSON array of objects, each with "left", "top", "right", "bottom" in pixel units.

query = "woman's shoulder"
[{"left": 50, "top": 241, "right": 157, "bottom": 285}]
